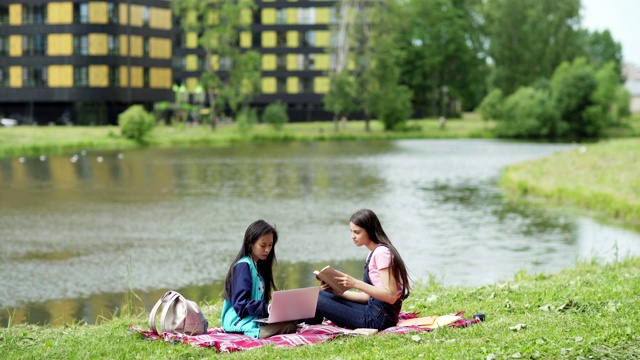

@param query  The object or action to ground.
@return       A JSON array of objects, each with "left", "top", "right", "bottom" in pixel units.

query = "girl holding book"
[
  {"left": 221, "top": 220, "right": 297, "bottom": 338},
  {"left": 310, "top": 208, "right": 411, "bottom": 330}
]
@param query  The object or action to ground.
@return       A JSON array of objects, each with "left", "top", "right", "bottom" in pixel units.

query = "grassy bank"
[
  {"left": 501, "top": 138, "right": 640, "bottom": 231},
  {"left": 0, "top": 116, "right": 495, "bottom": 158},
  {"left": 1, "top": 258, "right": 638, "bottom": 359}
]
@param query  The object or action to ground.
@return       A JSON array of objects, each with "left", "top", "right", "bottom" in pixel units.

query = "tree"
[
  {"left": 482, "top": 0, "right": 582, "bottom": 95},
  {"left": 580, "top": 29, "right": 624, "bottom": 82},
  {"left": 323, "top": 71, "right": 357, "bottom": 132},
  {"left": 397, "top": 0, "right": 487, "bottom": 118},
  {"left": 172, "top": 0, "right": 260, "bottom": 129}
]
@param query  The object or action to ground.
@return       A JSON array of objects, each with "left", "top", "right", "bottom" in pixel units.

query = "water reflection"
[{"left": 1, "top": 139, "right": 639, "bottom": 327}]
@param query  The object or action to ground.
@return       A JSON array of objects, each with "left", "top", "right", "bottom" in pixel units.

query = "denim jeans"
[{"left": 310, "top": 291, "right": 400, "bottom": 330}]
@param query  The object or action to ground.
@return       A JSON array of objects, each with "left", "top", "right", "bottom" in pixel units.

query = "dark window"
[
  {"left": 252, "top": 32, "right": 262, "bottom": 47},
  {"left": 23, "top": 4, "right": 47, "bottom": 25},
  {"left": 108, "top": 3, "right": 119, "bottom": 24},
  {"left": 277, "top": 55, "right": 286, "bottom": 71},
  {"left": 23, "top": 66, "right": 47, "bottom": 87},
  {"left": 108, "top": 35, "right": 119, "bottom": 55},
  {"left": 109, "top": 66, "right": 119, "bottom": 87},
  {"left": 142, "top": 6, "right": 150, "bottom": 27},
  {"left": 300, "top": 77, "right": 313, "bottom": 94},
  {"left": 74, "top": 3, "right": 89, "bottom": 24},
  {"left": 277, "top": 32, "right": 287, "bottom": 47},
  {"left": 0, "top": 5, "right": 9, "bottom": 26},
  {"left": 22, "top": 35, "right": 47, "bottom": 56},
  {"left": 74, "top": 35, "right": 89, "bottom": 55},
  {"left": 143, "top": 67, "right": 149, "bottom": 87},
  {"left": 277, "top": 77, "right": 286, "bottom": 93},
  {"left": 0, "top": 36, "right": 8, "bottom": 56},
  {"left": 143, "top": 37, "right": 149, "bottom": 57},
  {"left": 74, "top": 66, "right": 89, "bottom": 87},
  {"left": 0, "top": 67, "right": 8, "bottom": 87}
]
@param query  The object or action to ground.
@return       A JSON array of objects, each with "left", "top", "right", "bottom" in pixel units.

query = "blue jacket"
[{"left": 221, "top": 257, "right": 268, "bottom": 338}]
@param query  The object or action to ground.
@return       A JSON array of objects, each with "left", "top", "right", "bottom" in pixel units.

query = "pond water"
[{"left": 1, "top": 139, "right": 639, "bottom": 326}]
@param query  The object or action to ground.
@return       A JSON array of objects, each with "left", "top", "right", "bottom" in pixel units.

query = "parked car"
[{"left": 0, "top": 118, "right": 18, "bottom": 127}]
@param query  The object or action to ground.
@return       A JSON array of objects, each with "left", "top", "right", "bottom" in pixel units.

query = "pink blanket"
[{"left": 129, "top": 311, "right": 479, "bottom": 353}]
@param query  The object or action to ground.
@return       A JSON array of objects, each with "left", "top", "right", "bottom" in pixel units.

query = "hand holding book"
[{"left": 313, "top": 265, "right": 350, "bottom": 295}]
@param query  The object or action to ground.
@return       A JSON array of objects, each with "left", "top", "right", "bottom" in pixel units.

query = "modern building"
[
  {"left": 0, "top": 1, "right": 174, "bottom": 125},
  {"left": 0, "top": 0, "right": 340, "bottom": 124}
]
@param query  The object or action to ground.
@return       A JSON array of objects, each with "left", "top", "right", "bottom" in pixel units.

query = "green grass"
[
  {"left": 501, "top": 138, "right": 640, "bottom": 231},
  {"left": 0, "top": 115, "right": 496, "bottom": 159},
  {"left": 1, "top": 257, "right": 638, "bottom": 359}
]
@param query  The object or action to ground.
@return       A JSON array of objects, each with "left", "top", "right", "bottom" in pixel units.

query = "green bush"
[
  {"left": 118, "top": 105, "right": 156, "bottom": 143},
  {"left": 496, "top": 87, "right": 562, "bottom": 139},
  {"left": 236, "top": 107, "right": 257, "bottom": 136},
  {"left": 477, "top": 88, "right": 504, "bottom": 120},
  {"left": 379, "top": 85, "right": 413, "bottom": 131},
  {"left": 262, "top": 101, "right": 289, "bottom": 130}
]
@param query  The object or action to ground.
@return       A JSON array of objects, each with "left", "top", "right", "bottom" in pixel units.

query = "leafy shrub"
[
  {"left": 118, "top": 105, "right": 155, "bottom": 143},
  {"left": 379, "top": 85, "right": 413, "bottom": 131},
  {"left": 496, "top": 87, "right": 562, "bottom": 139},
  {"left": 477, "top": 88, "right": 504, "bottom": 120},
  {"left": 262, "top": 101, "right": 289, "bottom": 130},
  {"left": 236, "top": 107, "right": 257, "bottom": 136}
]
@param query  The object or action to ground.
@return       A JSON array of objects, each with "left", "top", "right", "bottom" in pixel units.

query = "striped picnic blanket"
[{"left": 129, "top": 311, "right": 478, "bottom": 353}]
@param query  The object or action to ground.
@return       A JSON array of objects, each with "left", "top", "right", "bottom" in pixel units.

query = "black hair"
[
  {"left": 350, "top": 209, "right": 411, "bottom": 299},
  {"left": 223, "top": 220, "right": 278, "bottom": 303}
]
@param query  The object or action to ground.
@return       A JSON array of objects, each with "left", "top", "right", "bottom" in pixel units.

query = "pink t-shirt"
[{"left": 367, "top": 246, "right": 403, "bottom": 301}]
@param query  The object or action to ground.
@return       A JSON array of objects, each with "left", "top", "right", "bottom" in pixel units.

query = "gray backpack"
[{"left": 149, "top": 290, "right": 208, "bottom": 335}]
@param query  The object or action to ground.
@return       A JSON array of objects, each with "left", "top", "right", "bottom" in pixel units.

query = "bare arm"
[{"left": 333, "top": 268, "right": 398, "bottom": 304}]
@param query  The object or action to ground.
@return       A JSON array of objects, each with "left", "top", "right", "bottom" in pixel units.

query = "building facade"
[
  {"left": 0, "top": 0, "right": 340, "bottom": 124},
  {"left": 0, "top": 0, "right": 174, "bottom": 125}
]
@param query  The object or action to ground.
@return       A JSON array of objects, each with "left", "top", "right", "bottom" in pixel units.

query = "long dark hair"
[
  {"left": 350, "top": 209, "right": 411, "bottom": 299},
  {"left": 223, "top": 220, "right": 278, "bottom": 303}
]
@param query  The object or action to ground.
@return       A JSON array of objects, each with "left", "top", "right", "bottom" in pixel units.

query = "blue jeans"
[{"left": 310, "top": 291, "right": 400, "bottom": 330}]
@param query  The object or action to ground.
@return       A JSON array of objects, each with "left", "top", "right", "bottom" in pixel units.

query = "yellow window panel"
[
  {"left": 10, "top": 66, "right": 22, "bottom": 87},
  {"left": 89, "top": 65, "right": 109, "bottom": 87},
  {"left": 49, "top": 65, "right": 73, "bottom": 87},
  {"left": 149, "top": 38, "right": 171, "bottom": 59},
  {"left": 314, "top": 77, "right": 330, "bottom": 94},
  {"left": 240, "top": 31, "right": 252, "bottom": 48},
  {"left": 58, "top": 34, "right": 73, "bottom": 56},
  {"left": 262, "top": 54, "right": 277, "bottom": 71},
  {"left": 119, "top": 35, "right": 129, "bottom": 55},
  {"left": 48, "top": 3, "right": 73, "bottom": 24},
  {"left": 186, "top": 32, "right": 198, "bottom": 49},
  {"left": 130, "top": 35, "right": 143, "bottom": 57},
  {"left": 89, "top": 33, "right": 108, "bottom": 56},
  {"left": 89, "top": 2, "right": 109, "bottom": 24},
  {"left": 207, "top": 10, "right": 219, "bottom": 25},
  {"left": 186, "top": 77, "right": 198, "bottom": 93},
  {"left": 315, "top": 31, "right": 330, "bottom": 47},
  {"left": 150, "top": 68, "right": 172, "bottom": 89},
  {"left": 119, "top": 66, "right": 129, "bottom": 86},
  {"left": 286, "top": 77, "right": 299, "bottom": 94},
  {"left": 9, "top": 4, "right": 22, "bottom": 25},
  {"left": 262, "top": 31, "right": 276, "bottom": 48},
  {"left": 186, "top": 55, "right": 199, "bottom": 71},
  {"left": 262, "top": 8, "right": 276, "bottom": 25},
  {"left": 241, "top": 78, "right": 256, "bottom": 95},
  {"left": 348, "top": 56, "right": 356, "bottom": 71},
  {"left": 316, "top": 7, "right": 330, "bottom": 25},
  {"left": 150, "top": 8, "right": 172, "bottom": 30},
  {"left": 130, "top": 5, "right": 143, "bottom": 27},
  {"left": 286, "top": 31, "right": 299, "bottom": 47},
  {"left": 131, "top": 66, "right": 143, "bottom": 88},
  {"left": 287, "top": 8, "right": 297, "bottom": 24},
  {"left": 119, "top": 4, "right": 128, "bottom": 25},
  {"left": 261, "top": 77, "right": 277, "bottom": 94},
  {"left": 286, "top": 54, "right": 298, "bottom": 70},
  {"left": 210, "top": 54, "right": 219, "bottom": 71},
  {"left": 315, "top": 54, "right": 330, "bottom": 70},
  {"left": 9, "top": 35, "right": 22, "bottom": 57},
  {"left": 240, "top": 8, "right": 252, "bottom": 25}
]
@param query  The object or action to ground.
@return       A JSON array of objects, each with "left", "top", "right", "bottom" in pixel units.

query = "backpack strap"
[
  {"left": 159, "top": 291, "right": 182, "bottom": 333},
  {"left": 148, "top": 290, "right": 179, "bottom": 334}
]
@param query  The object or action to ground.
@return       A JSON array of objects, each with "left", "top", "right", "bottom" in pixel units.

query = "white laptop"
[{"left": 254, "top": 286, "right": 320, "bottom": 324}]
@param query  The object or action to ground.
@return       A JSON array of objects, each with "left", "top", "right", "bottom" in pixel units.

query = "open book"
[{"left": 313, "top": 265, "right": 349, "bottom": 295}]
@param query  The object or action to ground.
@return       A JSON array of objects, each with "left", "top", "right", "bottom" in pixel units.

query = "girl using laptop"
[
  {"left": 310, "top": 209, "right": 411, "bottom": 330},
  {"left": 221, "top": 220, "right": 297, "bottom": 338}
]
